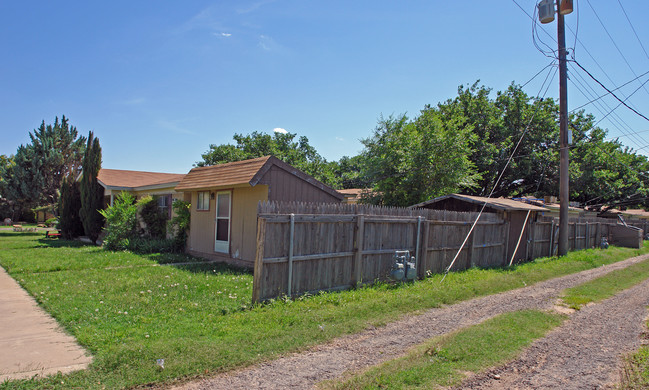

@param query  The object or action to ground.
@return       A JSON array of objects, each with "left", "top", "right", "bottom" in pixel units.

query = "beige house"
[
  {"left": 97, "top": 169, "right": 187, "bottom": 218},
  {"left": 175, "top": 156, "right": 343, "bottom": 267}
]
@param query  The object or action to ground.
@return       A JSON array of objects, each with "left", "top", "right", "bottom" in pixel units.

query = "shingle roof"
[
  {"left": 175, "top": 156, "right": 344, "bottom": 200},
  {"left": 97, "top": 169, "right": 185, "bottom": 190},
  {"left": 175, "top": 156, "right": 271, "bottom": 191},
  {"left": 412, "top": 193, "right": 547, "bottom": 212}
]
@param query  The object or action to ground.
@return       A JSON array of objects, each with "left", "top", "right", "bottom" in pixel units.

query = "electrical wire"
[
  {"left": 570, "top": 69, "right": 649, "bottom": 112},
  {"left": 585, "top": 0, "right": 649, "bottom": 99},
  {"left": 572, "top": 59, "right": 649, "bottom": 123},
  {"left": 568, "top": 64, "right": 649, "bottom": 151},
  {"left": 617, "top": 0, "right": 649, "bottom": 61}
]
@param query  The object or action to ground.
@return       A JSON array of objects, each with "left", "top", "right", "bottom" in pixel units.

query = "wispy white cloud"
[
  {"left": 258, "top": 34, "right": 283, "bottom": 51},
  {"left": 335, "top": 137, "right": 345, "bottom": 142},
  {"left": 157, "top": 119, "right": 196, "bottom": 135},
  {"left": 220, "top": 32, "right": 232, "bottom": 37},
  {"left": 273, "top": 127, "right": 288, "bottom": 134},
  {"left": 236, "top": 0, "right": 275, "bottom": 14},
  {"left": 177, "top": 6, "right": 227, "bottom": 34}
]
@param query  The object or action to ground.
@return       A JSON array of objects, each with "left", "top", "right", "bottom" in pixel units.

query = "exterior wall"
[
  {"left": 188, "top": 191, "right": 217, "bottom": 256},
  {"left": 230, "top": 185, "right": 268, "bottom": 263},
  {"left": 186, "top": 185, "right": 269, "bottom": 267},
  {"left": 259, "top": 166, "right": 341, "bottom": 203}
]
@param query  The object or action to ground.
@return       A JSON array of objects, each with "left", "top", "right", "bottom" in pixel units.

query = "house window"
[
  {"left": 154, "top": 195, "right": 172, "bottom": 219},
  {"left": 197, "top": 191, "right": 210, "bottom": 211}
]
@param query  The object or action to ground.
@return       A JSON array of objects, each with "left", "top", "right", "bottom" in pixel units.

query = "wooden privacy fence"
[
  {"left": 252, "top": 202, "right": 505, "bottom": 302},
  {"left": 252, "top": 202, "right": 645, "bottom": 302}
]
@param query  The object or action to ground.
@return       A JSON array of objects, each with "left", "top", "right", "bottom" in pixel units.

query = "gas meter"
[{"left": 389, "top": 250, "right": 417, "bottom": 282}]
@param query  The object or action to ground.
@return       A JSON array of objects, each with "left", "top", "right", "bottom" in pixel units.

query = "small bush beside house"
[{"left": 99, "top": 192, "right": 189, "bottom": 253}]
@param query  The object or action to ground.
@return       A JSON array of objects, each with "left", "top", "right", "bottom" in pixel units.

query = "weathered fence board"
[{"left": 252, "top": 201, "right": 646, "bottom": 302}]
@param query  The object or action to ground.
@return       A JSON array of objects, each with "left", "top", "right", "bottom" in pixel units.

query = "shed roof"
[
  {"left": 97, "top": 169, "right": 185, "bottom": 191},
  {"left": 175, "top": 155, "right": 343, "bottom": 200},
  {"left": 411, "top": 193, "right": 547, "bottom": 212}
]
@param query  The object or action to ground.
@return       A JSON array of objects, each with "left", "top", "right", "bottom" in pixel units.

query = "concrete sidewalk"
[{"left": 0, "top": 266, "right": 92, "bottom": 382}]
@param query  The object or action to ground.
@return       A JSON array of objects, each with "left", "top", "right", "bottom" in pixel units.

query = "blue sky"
[{"left": 2, "top": 1, "right": 648, "bottom": 174}]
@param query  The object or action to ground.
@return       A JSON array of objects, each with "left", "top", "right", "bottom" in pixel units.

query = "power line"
[
  {"left": 567, "top": 63, "right": 648, "bottom": 152},
  {"left": 570, "top": 69, "right": 649, "bottom": 112},
  {"left": 616, "top": 0, "right": 649, "bottom": 61},
  {"left": 585, "top": 0, "right": 649, "bottom": 99},
  {"left": 567, "top": 64, "right": 649, "bottom": 151},
  {"left": 572, "top": 59, "right": 649, "bottom": 123}
]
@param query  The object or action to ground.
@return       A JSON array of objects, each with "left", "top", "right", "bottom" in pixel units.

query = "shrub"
[
  {"left": 137, "top": 196, "right": 167, "bottom": 239},
  {"left": 168, "top": 200, "right": 190, "bottom": 251},
  {"left": 99, "top": 192, "right": 137, "bottom": 250},
  {"left": 45, "top": 217, "right": 58, "bottom": 227}
]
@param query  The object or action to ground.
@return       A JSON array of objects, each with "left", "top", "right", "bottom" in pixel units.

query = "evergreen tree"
[
  {"left": 79, "top": 131, "right": 104, "bottom": 243},
  {"left": 0, "top": 116, "right": 86, "bottom": 207},
  {"left": 58, "top": 176, "right": 84, "bottom": 238}
]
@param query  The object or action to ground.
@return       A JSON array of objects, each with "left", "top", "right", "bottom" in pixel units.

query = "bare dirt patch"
[
  {"left": 455, "top": 278, "right": 649, "bottom": 390},
  {"left": 172, "top": 254, "right": 649, "bottom": 390}
]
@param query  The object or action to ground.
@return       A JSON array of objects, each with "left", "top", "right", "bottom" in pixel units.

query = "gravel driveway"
[{"left": 173, "top": 253, "right": 649, "bottom": 390}]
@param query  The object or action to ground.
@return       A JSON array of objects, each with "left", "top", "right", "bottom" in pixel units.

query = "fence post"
[
  {"left": 287, "top": 213, "right": 295, "bottom": 297},
  {"left": 549, "top": 219, "right": 555, "bottom": 257},
  {"left": 415, "top": 216, "right": 423, "bottom": 275},
  {"left": 418, "top": 219, "right": 430, "bottom": 278},
  {"left": 503, "top": 221, "right": 510, "bottom": 266},
  {"left": 353, "top": 214, "right": 365, "bottom": 286},
  {"left": 252, "top": 217, "right": 267, "bottom": 303},
  {"left": 528, "top": 219, "right": 535, "bottom": 260},
  {"left": 469, "top": 227, "right": 476, "bottom": 268}
]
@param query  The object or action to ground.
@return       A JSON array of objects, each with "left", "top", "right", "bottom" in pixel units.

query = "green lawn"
[
  {"left": 561, "top": 256, "right": 649, "bottom": 309},
  {"left": 0, "top": 232, "right": 647, "bottom": 389}
]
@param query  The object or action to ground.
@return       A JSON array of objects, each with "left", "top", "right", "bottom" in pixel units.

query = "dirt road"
[{"left": 174, "top": 254, "right": 649, "bottom": 390}]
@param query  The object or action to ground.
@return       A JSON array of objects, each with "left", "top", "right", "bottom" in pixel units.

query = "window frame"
[{"left": 196, "top": 191, "right": 210, "bottom": 211}]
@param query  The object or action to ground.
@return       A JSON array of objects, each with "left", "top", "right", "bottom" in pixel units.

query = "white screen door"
[{"left": 214, "top": 191, "right": 231, "bottom": 253}]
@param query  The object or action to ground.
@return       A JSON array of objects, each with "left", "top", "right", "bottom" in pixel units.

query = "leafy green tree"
[
  {"left": 58, "top": 176, "right": 84, "bottom": 238},
  {"left": 361, "top": 110, "right": 479, "bottom": 207},
  {"left": 435, "top": 82, "right": 559, "bottom": 198},
  {"left": 330, "top": 155, "right": 373, "bottom": 190},
  {"left": 79, "top": 131, "right": 104, "bottom": 243},
  {"left": 197, "top": 131, "right": 340, "bottom": 187}
]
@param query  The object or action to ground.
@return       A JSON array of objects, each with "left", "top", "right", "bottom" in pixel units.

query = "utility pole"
[{"left": 557, "top": 1, "right": 569, "bottom": 256}]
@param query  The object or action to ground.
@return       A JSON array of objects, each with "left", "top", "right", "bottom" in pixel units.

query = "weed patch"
[{"left": 322, "top": 310, "right": 565, "bottom": 389}]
